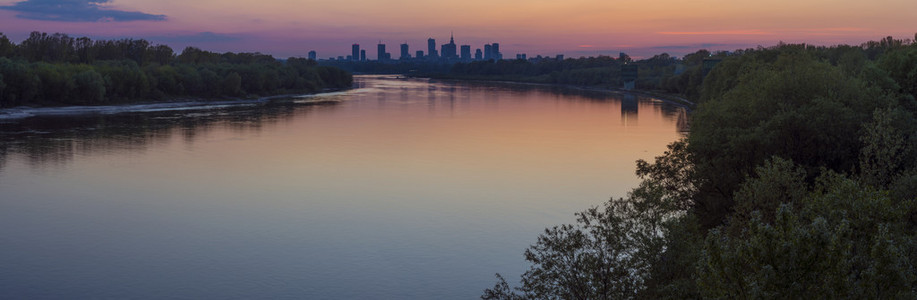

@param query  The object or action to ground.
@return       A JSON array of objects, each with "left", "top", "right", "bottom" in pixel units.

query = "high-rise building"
[
  {"left": 361, "top": 50, "right": 366, "bottom": 61},
  {"left": 460, "top": 45, "right": 471, "bottom": 61},
  {"left": 427, "top": 38, "right": 437, "bottom": 59},
  {"left": 441, "top": 33, "right": 457, "bottom": 59},
  {"left": 416, "top": 50, "right": 424, "bottom": 59},
  {"left": 556, "top": 54, "right": 564, "bottom": 61},
  {"left": 492, "top": 43, "right": 501, "bottom": 60},
  {"left": 308, "top": 50, "right": 316, "bottom": 60},
  {"left": 484, "top": 44, "right": 492, "bottom": 60},
  {"left": 377, "top": 43, "right": 386, "bottom": 61},
  {"left": 516, "top": 54, "right": 526, "bottom": 60},
  {"left": 400, "top": 43, "right": 410, "bottom": 60},
  {"left": 475, "top": 49, "right": 482, "bottom": 60},
  {"left": 352, "top": 44, "right": 360, "bottom": 61}
]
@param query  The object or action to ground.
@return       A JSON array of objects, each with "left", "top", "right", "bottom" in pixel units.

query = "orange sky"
[{"left": 0, "top": 0, "right": 915, "bottom": 58}]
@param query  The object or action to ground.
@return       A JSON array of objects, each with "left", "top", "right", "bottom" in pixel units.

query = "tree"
[
  {"left": 482, "top": 191, "right": 673, "bottom": 300},
  {"left": 72, "top": 70, "right": 106, "bottom": 104},
  {"left": 483, "top": 143, "right": 689, "bottom": 299},
  {"left": 699, "top": 170, "right": 917, "bottom": 299},
  {"left": 0, "top": 33, "right": 15, "bottom": 58},
  {"left": 688, "top": 51, "right": 894, "bottom": 228}
]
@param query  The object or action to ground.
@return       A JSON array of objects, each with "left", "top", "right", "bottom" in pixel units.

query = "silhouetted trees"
[
  {"left": 0, "top": 31, "right": 352, "bottom": 108},
  {"left": 484, "top": 34, "right": 917, "bottom": 299}
]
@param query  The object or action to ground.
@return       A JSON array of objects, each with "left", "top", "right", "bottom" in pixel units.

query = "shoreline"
[
  {"left": 0, "top": 89, "right": 351, "bottom": 121},
  {"left": 417, "top": 75, "right": 696, "bottom": 109}
]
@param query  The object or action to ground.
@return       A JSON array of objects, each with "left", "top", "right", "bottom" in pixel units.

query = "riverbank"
[
  {"left": 0, "top": 89, "right": 350, "bottom": 121},
  {"left": 415, "top": 74, "right": 696, "bottom": 109}
]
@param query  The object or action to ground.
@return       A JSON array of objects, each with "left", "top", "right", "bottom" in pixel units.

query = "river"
[{"left": 0, "top": 75, "right": 687, "bottom": 299}]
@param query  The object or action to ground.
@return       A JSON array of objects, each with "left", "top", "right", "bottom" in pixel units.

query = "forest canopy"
[
  {"left": 483, "top": 35, "right": 917, "bottom": 299},
  {"left": 0, "top": 31, "right": 351, "bottom": 108}
]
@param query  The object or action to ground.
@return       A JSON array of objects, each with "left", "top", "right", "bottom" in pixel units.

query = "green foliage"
[
  {"left": 699, "top": 171, "right": 917, "bottom": 299},
  {"left": 879, "top": 47, "right": 917, "bottom": 99},
  {"left": 0, "top": 33, "right": 15, "bottom": 58},
  {"left": 689, "top": 51, "right": 894, "bottom": 227},
  {"left": 859, "top": 108, "right": 914, "bottom": 188},
  {"left": 486, "top": 34, "right": 917, "bottom": 299},
  {"left": 729, "top": 157, "right": 808, "bottom": 227},
  {"left": 483, "top": 189, "right": 676, "bottom": 299},
  {"left": 71, "top": 70, "right": 106, "bottom": 104},
  {"left": 0, "top": 31, "right": 352, "bottom": 108}
]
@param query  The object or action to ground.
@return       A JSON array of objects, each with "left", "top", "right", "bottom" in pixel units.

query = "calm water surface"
[{"left": 0, "top": 76, "right": 687, "bottom": 299}]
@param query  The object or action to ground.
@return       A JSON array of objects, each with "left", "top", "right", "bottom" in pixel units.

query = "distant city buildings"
[
  {"left": 352, "top": 44, "right": 360, "bottom": 62},
  {"left": 427, "top": 38, "right": 438, "bottom": 59},
  {"left": 440, "top": 33, "right": 458, "bottom": 59},
  {"left": 308, "top": 50, "right": 316, "bottom": 60},
  {"left": 400, "top": 43, "right": 410, "bottom": 60},
  {"left": 327, "top": 33, "right": 513, "bottom": 63},
  {"left": 377, "top": 43, "right": 387, "bottom": 61}
]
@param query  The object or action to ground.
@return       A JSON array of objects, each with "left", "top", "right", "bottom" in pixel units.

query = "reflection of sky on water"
[{"left": 0, "top": 75, "right": 686, "bottom": 299}]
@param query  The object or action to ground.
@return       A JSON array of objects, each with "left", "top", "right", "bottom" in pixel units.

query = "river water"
[{"left": 0, "top": 75, "right": 687, "bottom": 299}]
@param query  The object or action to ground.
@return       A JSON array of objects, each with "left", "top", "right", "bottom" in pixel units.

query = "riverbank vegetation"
[
  {"left": 0, "top": 32, "right": 351, "bottom": 108},
  {"left": 483, "top": 34, "right": 917, "bottom": 299}
]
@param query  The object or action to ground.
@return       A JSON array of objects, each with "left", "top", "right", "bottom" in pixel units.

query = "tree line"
[
  {"left": 447, "top": 34, "right": 917, "bottom": 105},
  {"left": 483, "top": 34, "right": 917, "bottom": 299},
  {"left": 0, "top": 32, "right": 352, "bottom": 108}
]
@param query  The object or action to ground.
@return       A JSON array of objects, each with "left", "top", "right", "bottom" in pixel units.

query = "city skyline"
[
  {"left": 0, "top": 0, "right": 914, "bottom": 59},
  {"left": 322, "top": 34, "right": 502, "bottom": 62}
]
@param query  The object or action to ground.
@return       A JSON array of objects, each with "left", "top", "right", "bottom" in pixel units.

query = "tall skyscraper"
[
  {"left": 377, "top": 42, "right": 386, "bottom": 61},
  {"left": 361, "top": 50, "right": 366, "bottom": 61},
  {"left": 484, "top": 44, "right": 492, "bottom": 60},
  {"left": 441, "top": 33, "right": 457, "bottom": 59},
  {"left": 400, "top": 43, "right": 410, "bottom": 60},
  {"left": 308, "top": 50, "right": 316, "bottom": 60},
  {"left": 492, "top": 43, "right": 501, "bottom": 60},
  {"left": 475, "top": 49, "right": 482, "bottom": 60},
  {"left": 427, "top": 38, "right": 437, "bottom": 59},
  {"left": 416, "top": 50, "right": 424, "bottom": 59},
  {"left": 352, "top": 44, "right": 360, "bottom": 62},
  {"left": 460, "top": 45, "right": 471, "bottom": 61}
]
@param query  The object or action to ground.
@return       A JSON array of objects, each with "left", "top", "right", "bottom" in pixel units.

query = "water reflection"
[
  {"left": 0, "top": 101, "right": 338, "bottom": 171},
  {"left": 0, "top": 75, "right": 688, "bottom": 299},
  {"left": 1, "top": 76, "right": 689, "bottom": 171}
]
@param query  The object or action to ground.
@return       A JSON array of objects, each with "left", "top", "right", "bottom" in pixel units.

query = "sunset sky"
[{"left": 1, "top": 0, "right": 915, "bottom": 59}]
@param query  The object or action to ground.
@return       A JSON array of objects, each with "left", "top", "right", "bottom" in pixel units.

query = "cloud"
[{"left": 0, "top": 0, "right": 166, "bottom": 22}]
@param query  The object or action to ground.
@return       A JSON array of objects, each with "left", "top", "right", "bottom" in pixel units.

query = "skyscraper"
[
  {"left": 308, "top": 50, "right": 316, "bottom": 60},
  {"left": 484, "top": 44, "right": 492, "bottom": 60},
  {"left": 416, "top": 50, "right": 424, "bottom": 59},
  {"left": 460, "top": 45, "right": 471, "bottom": 61},
  {"left": 400, "top": 43, "right": 410, "bottom": 60},
  {"left": 427, "top": 38, "right": 437, "bottom": 59},
  {"left": 360, "top": 50, "right": 366, "bottom": 61},
  {"left": 475, "top": 49, "right": 482, "bottom": 60},
  {"left": 377, "top": 42, "right": 386, "bottom": 61},
  {"left": 492, "top": 43, "right": 501, "bottom": 60},
  {"left": 352, "top": 44, "right": 360, "bottom": 62},
  {"left": 441, "top": 33, "right": 457, "bottom": 59}
]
